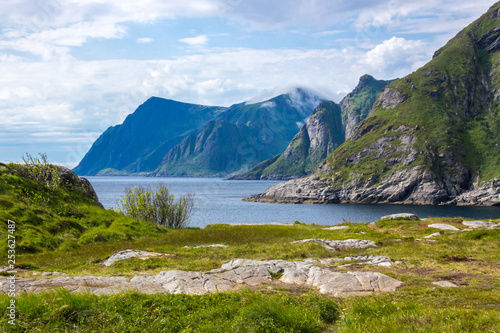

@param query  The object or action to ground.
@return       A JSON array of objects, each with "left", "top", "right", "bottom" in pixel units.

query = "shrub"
[
  {"left": 15, "top": 153, "right": 60, "bottom": 192},
  {"left": 118, "top": 184, "right": 194, "bottom": 228}
]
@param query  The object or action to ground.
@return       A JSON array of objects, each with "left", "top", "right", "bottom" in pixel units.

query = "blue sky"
[{"left": 0, "top": 0, "right": 496, "bottom": 167}]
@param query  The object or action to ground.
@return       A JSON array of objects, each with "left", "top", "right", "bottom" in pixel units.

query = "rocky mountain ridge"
[{"left": 153, "top": 88, "right": 325, "bottom": 176}]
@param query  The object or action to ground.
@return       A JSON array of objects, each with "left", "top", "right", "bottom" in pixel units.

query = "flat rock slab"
[
  {"left": 380, "top": 213, "right": 419, "bottom": 221},
  {"left": 428, "top": 224, "right": 460, "bottom": 231},
  {"left": 291, "top": 239, "right": 376, "bottom": 251},
  {"left": 323, "top": 226, "right": 349, "bottom": 230},
  {"left": 184, "top": 244, "right": 227, "bottom": 249},
  {"left": 228, "top": 223, "right": 294, "bottom": 226},
  {"left": 103, "top": 250, "right": 173, "bottom": 267},
  {"left": 462, "top": 221, "right": 498, "bottom": 229},
  {"left": 423, "top": 232, "right": 441, "bottom": 239},
  {"left": 306, "top": 255, "right": 401, "bottom": 267},
  {"left": 0, "top": 259, "right": 402, "bottom": 297},
  {"left": 432, "top": 281, "right": 458, "bottom": 288}
]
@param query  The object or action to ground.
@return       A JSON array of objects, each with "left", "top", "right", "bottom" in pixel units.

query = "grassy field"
[{"left": 1, "top": 217, "right": 499, "bottom": 332}]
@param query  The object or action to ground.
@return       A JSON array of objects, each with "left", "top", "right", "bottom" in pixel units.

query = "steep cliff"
[
  {"left": 232, "top": 75, "right": 392, "bottom": 180},
  {"left": 248, "top": 3, "right": 500, "bottom": 206},
  {"left": 340, "top": 75, "right": 394, "bottom": 139},
  {"left": 230, "top": 101, "right": 344, "bottom": 180}
]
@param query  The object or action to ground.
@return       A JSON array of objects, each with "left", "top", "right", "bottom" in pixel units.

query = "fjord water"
[{"left": 87, "top": 177, "right": 500, "bottom": 228}]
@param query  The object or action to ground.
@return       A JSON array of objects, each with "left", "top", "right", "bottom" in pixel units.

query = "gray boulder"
[{"left": 380, "top": 213, "right": 420, "bottom": 221}]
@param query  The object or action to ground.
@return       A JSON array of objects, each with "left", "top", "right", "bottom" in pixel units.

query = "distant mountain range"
[
  {"left": 248, "top": 2, "right": 500, "bottom": 206},
  {"left": 74, "top": 88, "right": 325, "bottom": 176}
]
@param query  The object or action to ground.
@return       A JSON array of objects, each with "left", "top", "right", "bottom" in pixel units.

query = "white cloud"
[
  {"left": 136, "top": 37, "right": 154, "bottom": 43},
  {"left": 365, "top": 37, "right": 425, "bottom": 67},
  {"left": 179, "top": 35, "right": 209, "bottom": 46}
]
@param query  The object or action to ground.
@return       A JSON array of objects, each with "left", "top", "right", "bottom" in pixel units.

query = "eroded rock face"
[{"left": 0, "top": 259, "right": 403, "bottom": 297}]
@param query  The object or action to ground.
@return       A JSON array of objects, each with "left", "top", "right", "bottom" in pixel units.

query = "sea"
[{"left": 87, "top": 177, "right": 500, "bottom": 228}]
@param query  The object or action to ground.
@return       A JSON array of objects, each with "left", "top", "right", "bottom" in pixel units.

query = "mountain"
[
  {"left": 73, "top": 98, "right": 227, "bottom": 176},
  {"left": 153, "top": 88, "right": 325, "bottom": 176},
  {"left": 247, "top": 3, "right": 500, "bottom": 206},
  {"left": 74, "top": 88, "right": 324, "bottom": 176},
  {"left": 231, "top": 75, "right": 392, "bottom": 180},
  {"left": 230, "top": 101, "right": 343, "bottom": 180}
]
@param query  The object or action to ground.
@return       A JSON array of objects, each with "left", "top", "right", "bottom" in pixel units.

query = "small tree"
[{"left": 119, "top": 184, "right": 194, "bottom": 228}]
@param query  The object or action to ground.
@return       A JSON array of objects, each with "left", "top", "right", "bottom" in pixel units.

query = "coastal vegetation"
[
  {"left": 118, "top": 184, "right": 194, "bottom": 228},
  {"left": 0, "top": 160, "right": 166, "bottom": 254}
]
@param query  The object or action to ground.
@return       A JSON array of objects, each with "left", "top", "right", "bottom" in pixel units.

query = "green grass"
[
  {"left": 0, "top": 288, "right": 339, "bottom": 332},
  {"left": 3, "top": 216, "right": 500, "bottom": 332},
  {"left": 0, "top": 164, "right": 166, "bottom": 254}
]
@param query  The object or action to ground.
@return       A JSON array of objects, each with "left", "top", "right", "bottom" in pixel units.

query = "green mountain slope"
[
  {"left": 73, "top": 98, "right": 227, "bottom": 176},
  {"left": 153, "top": 88, "right": 325, "bottom": 176},
  {"left": 232, "top": 75, "right": 392, "bottom": 180},
  {"left": 249, "top": 2, "right": 500, "bottom": 206}
]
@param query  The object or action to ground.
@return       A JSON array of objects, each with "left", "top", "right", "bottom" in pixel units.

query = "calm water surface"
[{"left": 87, "top": 177, "right": 500, "bottom": 228}]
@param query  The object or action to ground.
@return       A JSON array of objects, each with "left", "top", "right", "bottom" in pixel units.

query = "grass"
[
  {"left": 2, "top": 216, "right": 499, "bottom": 332},
  {"left": 0, "top": 163, "right": 166, "bottom": 254}
]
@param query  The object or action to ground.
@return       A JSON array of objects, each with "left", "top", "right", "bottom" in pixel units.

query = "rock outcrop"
[
  {"left": 57, "top": 166, "right": 102, "bottom": 206},
  {"left": 1, "top": 259, "right": 403, "bottom": 297},
  {"left": 248, "top": 3, "right": 500, "bottom": 206}
]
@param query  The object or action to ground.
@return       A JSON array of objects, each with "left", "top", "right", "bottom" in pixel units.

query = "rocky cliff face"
[
  {"left": 232, "top": 76, "right": 392, "bottom": 180},
  {"left": 340, "top": 75, "right": 394, "bottom": 139},
  {"left": 248, "top": 3, "right": 500, "bottom": 206},
  {"left": 231, "top": 101, "right": 344, "bottom": 180}
]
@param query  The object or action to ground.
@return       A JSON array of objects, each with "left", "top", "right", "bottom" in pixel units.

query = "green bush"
[
  {"left": 118, "top": 184, "right": 194, "bottom": 228},
  {"left": 15, "top": 153, "right": 60, "bottom": 192}
]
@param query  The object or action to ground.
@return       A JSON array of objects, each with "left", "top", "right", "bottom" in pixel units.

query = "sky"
[{"left": 0, "top": 0, "right": 497, "bottom": 167}]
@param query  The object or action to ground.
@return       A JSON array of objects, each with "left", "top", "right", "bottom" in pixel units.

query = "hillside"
[
  {"left": 248, "top": 3, "right": 500, "bottom": 206},
  {"left": 0, "top": 162, "right": 164, "bottom": 253},
  {"left": 232, "top": 75, "right": 392, "bottom": 180}
]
